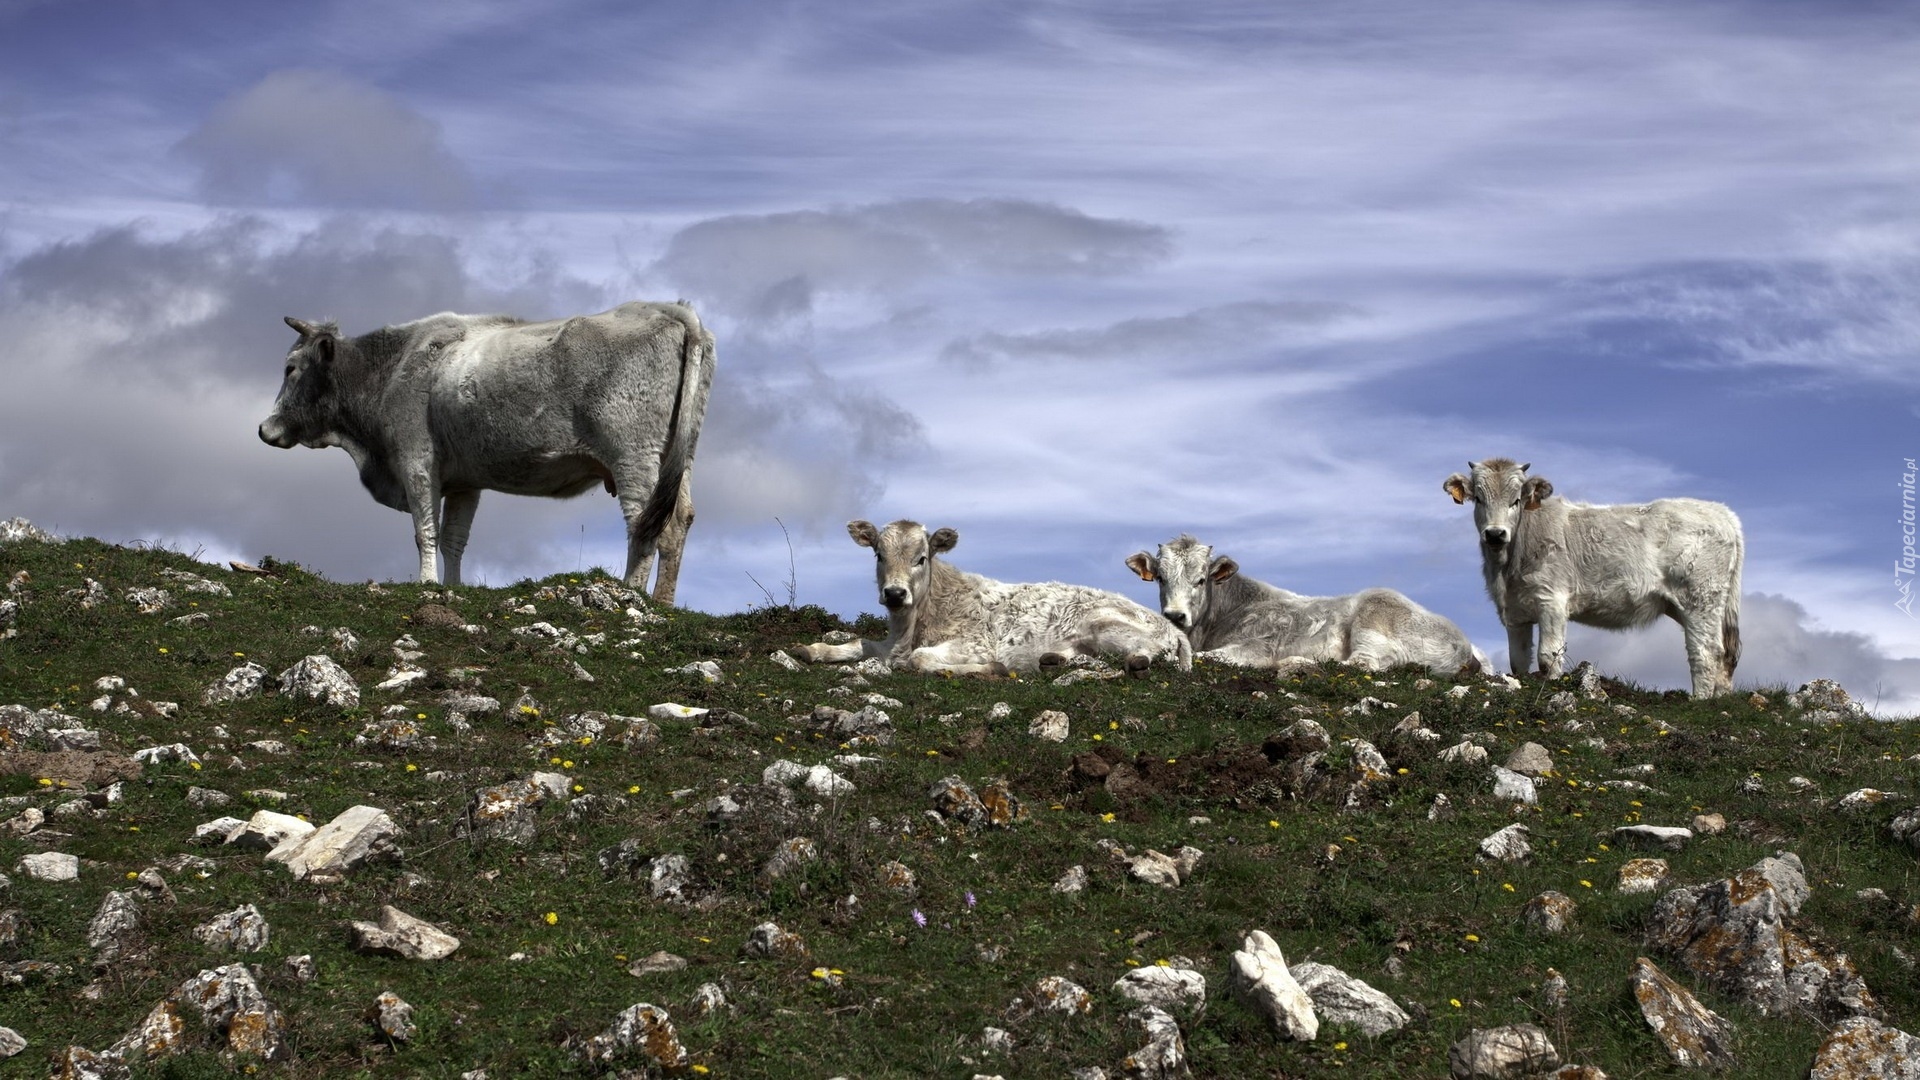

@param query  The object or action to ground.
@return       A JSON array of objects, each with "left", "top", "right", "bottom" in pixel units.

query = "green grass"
[{"left": 1, "top": 533, "right": 1917, "bottom": 1077}]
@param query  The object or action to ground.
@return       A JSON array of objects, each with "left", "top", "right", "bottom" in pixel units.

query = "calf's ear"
[
  {"left": 1444, "top": 473, "right": 1471, "bottom": 504},
  {"left": 1125, "top": 552, "right": 1156, "bottom": 581},
  {"left": 1208, "top": 556, "right": 1239, "bottom": 583},
  {"left": 1522, "top": 476, "right": 1553, "bottom": 510},
  {"left": 847, "top": 520, "right": 879, "bottom": 548},
  {"left": 929, "top": 527, "right": 959, "bottom": 554}
]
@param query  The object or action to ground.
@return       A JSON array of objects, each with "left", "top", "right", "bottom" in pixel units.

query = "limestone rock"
[
  {"left": 203, "top": 663, "right": 269, "bottom": 705},
  {"left": 349, "top": 905, "right": 460, "bottom": 960},
  {"left": 1614, "top": 824, "right": 1691, "bottom": 851},
  {"left": 1291, "top": 961, "right": 1410, "bottom": 1037},
  {"left": 1837, "top": 788, "right": 1900, "bottom": 814},
  {"left": 1029, "top": 710, "right": 1070, "bottom": 742},
  {"left": 1448, "top": 1024, "right": 1559, "bottom": 1079},
  {"left": 1505, "top": 742, "right": 1555, "bottom": 776},
  {"left": 1440, "top": 741, "right": 1489, "bottom": 765},
  {"left": 1523, "top": 891, "right": 1577, "bottom": 934},
  {"left": 193, "top": 904, "right": 269, "bottom": 952},
  {"left": 761, "top": 837, "right": 818, "bottom": 880},
  {"left": 224, "top": 810, "right": 314, "bottom": 852},
  {"left": 114, "top": 963, "right": 289, "bottom": 1062},
  {"left": 931, "top": 776, "right": 988, "bottom": 828},
  {"left": 1128, "top": 847, "right": 1202, "bottom": 888},
  {"left": 1491, "top": 766, "right": 1538, "bottom": 805},
  {"left": 574, "top": 1003, "right": 689, "bottom": 1070},
  {"left": 276, "top": 655, "right": 360, "bottom": 708},
  {"left": 1477, "top": 824, "right": 1531, "bottom": 863},
  {"left": 86, "top": 890, "right": 141, "bottom": 963},
  {"left": 0, "top": 1026, "right": 22, "bottom": 1058},
  {"left": 17, "top": 851, "right": 78, "bottom": 881},
  {"left": 1113, "top": 965, "right": 1207, "bottom": 1014},
  {"left": 1052, "top": 865, "right": 1090, "bottom": 894},
  {"left": 370, "top": 990, "right": 416, "bottom": 1042},
  {"left": 1809, "top": 1016, "right": 1920, "bottom": 1080},
  {"left": 1120, "top": 1005, "right": 1187, "bottom": 1079},
  {"left": 1230, "top": 930, "right": 1317, "bottom": 1041},
  {"left": 626, "top": 951, "right": 688, "bottom": 977},
  {"left": 1033, "top": 975, "right": 1093, "bottom": 1014},
  {"left": 1617, "top": 858, "right": 1672, "bottom": 895},
  {"left": 1264, "top": 719, "right": 1331, "bottom": 760},
  {"left": 1629, "top": 957, "right": 1736, "bottom": 1069},
  {"left": 743, "top": 922, "right": 808, "bottom": 958},
  {"left": 267, "top": 805, "right": 401, "bottom": 880}
]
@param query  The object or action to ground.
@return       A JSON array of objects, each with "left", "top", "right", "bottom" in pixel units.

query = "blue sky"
[{"left": 2, "top": 0, "right": 1917, "bottom": 711}]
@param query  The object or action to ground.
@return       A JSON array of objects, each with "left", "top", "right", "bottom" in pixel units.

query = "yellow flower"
[
  {"left": 691, "top": 1067, "right": 710, "bottom": 1076},
  {"left": 1335, "top": 1041, "right": 1348, "bottom": 1051},
  {"left": 1268, "top": 820, "right": 1280, "bottom": 828},
  {"left": 1101, "top": 812, "right": 1116, "bottom": 823},
  {"left": 1464, "top": 933, "right": 1480, "bottom": 943},
  {"left": 1502, "top": 883, "right": 1515, "bottom": 892},
  {"left": 1108, "top": 721, "right": 1118, "bottom": 730},
  {"left": 549, "top": 756, "right": 562, "bottom": 765},
  {"left": 1092, "top": 734, "right": 1103, "bottom": 742},
  {"left": 544, "top": 912, "right": 559, "bottom": 925},
  {"left": 36, "top": 778, "right": 50, "bottom": 786},
  {"left": 1579, "top": 880, "right": 1593, "bottom": 888},
  {"left": 416, "top": 712, "right": 426, "bottom": 720},
  {"left": 189, "top": 762, "right": 201, "bottom": 771},
  {"left": 1450, "top": 998, "right": 1463, "bottom": 1008},
  {"left": 562, "top": 760, "right": 574, "bottom": 769},
  {"left": 233, "top": 652, "right": 245, "bottom": 658},
  {"left": 405, "top": 763, "right": 418, "bottom": 772},
  {"left": 1342, "top": 836, "right": 1357, "bottom": 843},
  {"left": 811, "top": 967, "right": 829, "bottom": 979},
  {"left": 158, "top": 647, "right": 169, "bottom": 654},
  {"left": 629, "top": 785, "right": 640, "bottom": 794},
  {"left": 126, "top": 872, "right": 138, "bottom": 879},
  {"left": 128, "top": 826, "right": 139, "bottom": 832}
]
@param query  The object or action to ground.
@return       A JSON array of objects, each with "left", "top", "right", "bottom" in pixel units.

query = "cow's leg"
[
  {"left": 649, "top": 471, "right": 695, "bottom": 605},
  {"left": 614, "top": 462, "right": 669, "bottom": 588},
  {"left": 905, "top": 641, "right": 1007, "bottom": 676},
  {"left": 1678, "top": 609, "right": 1725, "bottom": 698},
  {"left": 1505, "top": 621, "right": 1536, "bottom": 678},
  {"left": 438, "top": 490, "right": 481, "bottom": 588},
  {"left": 404, "top": 471, "right": 444, "bottom": 584},
  {"left": 1535, "top": 603, "right": 1569, "bottom": 679},
  {"left": 797, "top": 639, "right": 867, "bottom": 664}
]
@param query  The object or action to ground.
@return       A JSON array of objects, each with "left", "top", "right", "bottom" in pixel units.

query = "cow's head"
[
  {"left": 258, "top": 316, "right": 341, "bottom": 450},
  {"left": 1126, "top": 535, "right": 1235, "bottom": 634},
  {"left": 849, "top": 519, "right": 955, "bottom": 612},
  {"left": 1444, "top": 459, "right": 1552, "bottom": 550}
]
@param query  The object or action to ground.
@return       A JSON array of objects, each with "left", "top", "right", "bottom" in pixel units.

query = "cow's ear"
[
  {"left": 1520, "top": 462, "right": 1531, "bottom": 473},
  {"left": 847, "top": 520, "right": 879, "bottom": 548},
  {"left": 1523, "top": 476, "right": 1553, "bottom": 510},
  {"left": 1125, "top": 552, "right": 1156, "bottom": 582},
  {"left": 1208, "top": 556, "right": 1239, "bottom": 583},
  {"left": 315, "top": 334, "right": 334, "bottom": 364},
  {"left": 1444, "top": 473, "right": 1471, "bottom": 504},
  {"left": 929, "top": 527, "right": 959, "bottom": 554}
]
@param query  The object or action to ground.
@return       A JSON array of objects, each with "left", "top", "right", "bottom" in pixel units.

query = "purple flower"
[
  {"left": 965, "top": 891, "right": 977, "bottom": 909},
  {"left": 912, "top": 909, "right": 927, "bottom": 928}
]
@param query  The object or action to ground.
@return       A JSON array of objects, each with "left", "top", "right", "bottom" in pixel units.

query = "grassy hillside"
[{"left": 1, "top": 530, "right": 1916, "bottom": 1078}]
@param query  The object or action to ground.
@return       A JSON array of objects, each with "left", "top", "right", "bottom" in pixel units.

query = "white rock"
[
  {"left": 803, "top": 764, "right": 855, "bottom": 797},
  {"left": 1029, "top": 710, "right": 1070, "bottom": 742},
  {"left": 1291, "top": 961, "right": 1411, "bottom": 1037},
  {"left": 1491, "top": 766, "right": 1538, "bottom": 805},
  {"left": 225, "top": 810, "right": 315, "bottom": 852},
  {"left": 17, "top": 852, "right": 79, "bottom": 882},
  {"left": 268, "top": 805, "right": 403, "bottom": 880},
  {"left": 1477, "top": 824, "right": 1532, "bottom": 863},
  {"left": 1230, "top": 930, "right": 1317, "bottom": 1040},
  {"left": 1052, "top": 865, "right": 1089, "bottom": 894},
  {"left": 1439, "top": 741, "right": 1489, "bottom": 765},
  {"left": 768, "top": 649, "right": 802, "bottom": 672},
  {"left": 1113, "top": 966, "right": 1207, "bottom": 1012},
  {"left": 1614, "top": 825, "right": 1693, "bottom": 851},
  {"left": 276, "top": 654, "right": 361, "bottom": 708},
  {"left": 349, "top": 905, "right": 460, "bottom": 960},
  {"left": 647, "top": 702, "right": 708, "bottom": 721}
]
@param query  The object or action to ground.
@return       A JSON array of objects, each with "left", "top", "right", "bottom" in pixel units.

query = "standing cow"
[
  {"left": 1443, "top": 458, "right": 1744, "bottom": 697},
  {"left": 259, "top": 301, "right": 714, "bottom": 596},
  {"left": 1126, "top": 535, "right": 1484, "bottom": 675},
  {"left": 796, "top": 520, "right": 1191, "bottom": 676}
]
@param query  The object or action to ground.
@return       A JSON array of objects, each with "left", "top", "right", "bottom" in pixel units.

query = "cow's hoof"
[
  {"left": 987, "top": 662, "right": 1012, "bottom": 678},
  {"left": 1038, "top": 652, "right": 1068, "bottom": 668},
  {"left": 1124, "top": 654, "right": 1152, "bottom": 679},
  {"left": 789, "top": 647, "right": 817, "bottom": 665}
]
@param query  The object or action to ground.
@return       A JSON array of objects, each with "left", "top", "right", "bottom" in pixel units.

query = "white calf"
[
  {"left": 1127, "top": 535, "right": 1484, "bottom": 675},
  {"left": 798, "top": 520, "right": 1191, "bottom": 676},
  {"left": 1444, "top": 458, "right": 1743, "bottom": 698}
]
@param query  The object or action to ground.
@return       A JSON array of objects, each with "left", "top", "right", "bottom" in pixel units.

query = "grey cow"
[
  {"left": 1127, "top": 536, "right": 1484, "bottom": 675},
  {"left": 1444, "top": 458, "right": 1744, "bottom": 697},
  {"left": 259, "top": 302, "right": 714, "bottom": 595},
  {"left": 797, "top": 520, "right": 1192, "bottom": 676}
]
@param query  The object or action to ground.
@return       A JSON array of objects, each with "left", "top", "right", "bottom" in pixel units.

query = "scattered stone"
[
  {"left": 1428, "top": 793, "right": 1455, "bottom": 821},
  {"left": 1506, "top": 742, "right": 1555, "bottom": 775},
  {"left": 1629, "top": 956, "right": 1737, "bottom": 1069},
  {"left": 1128, "top": 847, "right": 1202, "bottom": 888},
  {"left": 670, "top": 659, "right": 724, "bottom": 683},
  {"left": 1836, "top": 788, "right": 1900, "bottom": 814},
  {"left": 762, "top": 837, "right": 819, "bottom": 880},
  {"left": 1113, "top": 965, "right": 1207, "bottom": 1014},
  {"left": 769, "top": 649, "right": 802, "bottom": 672},
  {"left": 626, "top": 951, "right": 688, "bottom": 977},
  {"left": 267, "top": 805, "right": 402, "bottom": 880},
  {"left": 1617, "top": 858, "right": 1672, "bottom": 895},
  {"left": 113, "top": 962, "right": 290, "bottom": 1062},
  {"left": 0, "top": 1026, "right": 22, "bottom": 1058},
  {"left": 193, "top": 816, "right": 247, "bottom": 844},
  {"left": 690, "top": 982, "right": 728, "bottom": 1016},
  {"left": 17, "top": 851, "right": 78, "bottom": 881},
  {"left": 877, "top": 860, "right": 917, "bottom": 894},
  {"left": 1522, "top": 891, "right": 1577, "bottom": 934},
  {"left": 276, "top": 655, "right": 360, "bottom": 708},
  {"left": 979, "top": 779, "right": 1029, "bottom": 827},
  {"left": 1491, "top": 766, "right": 1538, "bottom": 805},
  {"left": 1893, "top": 807, "right": 1920, "bottom": 854},
  {"left": 1052, "top": 865, "right": 1089, "bottom": 894},
  {"left": 1029, "top": 710, "right": 1070, "bottom": 742},
  {"left": 225, "top": 810, "right": 314, "bottom": 852},
  {"left": 348, "top": 905, "right": 460, "bottom": 960},
  {"left": 1788, "top": 679, "right": 1865, "bottom": 720},
  {"left": 1440, "top": 741, "right": 1489, "bottom": 765},
  {"left": 931, "top": 776, "right": 988, "bottom": 828},
  {"left": 744, "top": 922, "right": 808, "bottom": 958},
  {"left": 1120, "top": 1005, "right": 1187, "bottom": 1079},
  {"left": 193, "top": 904, "right": 269, "bottom": 952},
  {"left": 1033, "top": 975, "right": 1093, "bottom": 1014},
  {"left": 1230, "top": 930, "right": 1317, "bottom": 1041},
  {"left": 1540, "top": 969, "right": 1569, "bottom": 1012},
  {"left": 574, "top": 1003, "right": 690, "bottom": 1070},
  {"left": 1448, "top": 1024, "right": 1559, "bottom": 1079},
  {"left": 203, "top": 663, "right": 269, "bottom": 705},
  {"left": 87, "top": 890, "right": 142, "bottom": 963},
  {"left": 647, "top": 702, "right": 707, "bottom": 721},
  {"left": 369, "top": 990, "right": 415, "bottom": 1042},
  {"left": 1614, "top": 825, "right": 1692, "bottom": 851},
  {"left": 1809, "top": 1016, "right": 1920, "bottom": 1080},
  {"left": 132, "top": 743, "right": 200, "bottom": 766},
  {"left": 1693, "top": 813, "right": 1727, "bottom": 836},
  {"left": 1477, "top": 824, "right": 1531, "bottom": 863},
  {"left": 286, "top": 955, "right": 317, "bottom": 982},
  {"left": 1291, "top": 961, "right": 1410, "bottom": 1037},
  {"left": 1544, "top": 690, "right": 1578, "bottom": 714}
]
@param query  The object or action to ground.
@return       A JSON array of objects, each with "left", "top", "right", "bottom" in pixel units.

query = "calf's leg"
[
  {"left": 439, "top": 490, "right": 480, "bottom": 588},
  {"left": 1505, "top": 622, "right": 1536, "bottom": 678}
]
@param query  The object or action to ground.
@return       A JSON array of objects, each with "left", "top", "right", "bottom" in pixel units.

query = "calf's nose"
[
  {"left": 1483, "top": 527, "right": 1508, "bottom": 546},
  {"left": 881, "top": 585, "right": 907, "bottom": 608},
  {"left": 1164, "top": 611, "right": 1188, "bottom": 629}
]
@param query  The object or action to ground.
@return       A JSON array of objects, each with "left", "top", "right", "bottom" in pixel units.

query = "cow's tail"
[
  {"left": 629, "top": 304, "right": 711, "bottom": 559},
  {"left": 1721, "top": 526, "right": 1744, "bottom": 685}
]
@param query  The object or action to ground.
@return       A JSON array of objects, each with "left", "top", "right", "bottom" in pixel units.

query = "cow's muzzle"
[
  {"left": 1164, "top": 610, "right": 1189, "bottom": 630},
  {"left": 881, "top": 585, "right": 909, "bottom": 610},
  {"left": 1482, "top": 528, "right": 1509, "bottom": 547},
  {"left": 258, "top": 418, "right": 296, "bottom": 449}
]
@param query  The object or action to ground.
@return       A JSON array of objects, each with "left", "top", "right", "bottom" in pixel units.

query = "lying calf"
[
  {"left": 798, "top": 519, "right": 1191, "bottom": 676},
  {"left": 1126, "top": 535, "right": 1483, "bottom": 675}
]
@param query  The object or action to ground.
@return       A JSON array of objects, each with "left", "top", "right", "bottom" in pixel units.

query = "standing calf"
[
  {"left": 798, "top": 520, "right": 1191, "bottom": 676},
  {"left": 1443, "top": 458, "right": 1743, "bottom": 697},
  {"left": 1126, "top": 536, "right": 1483, "bottom": 675}
]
